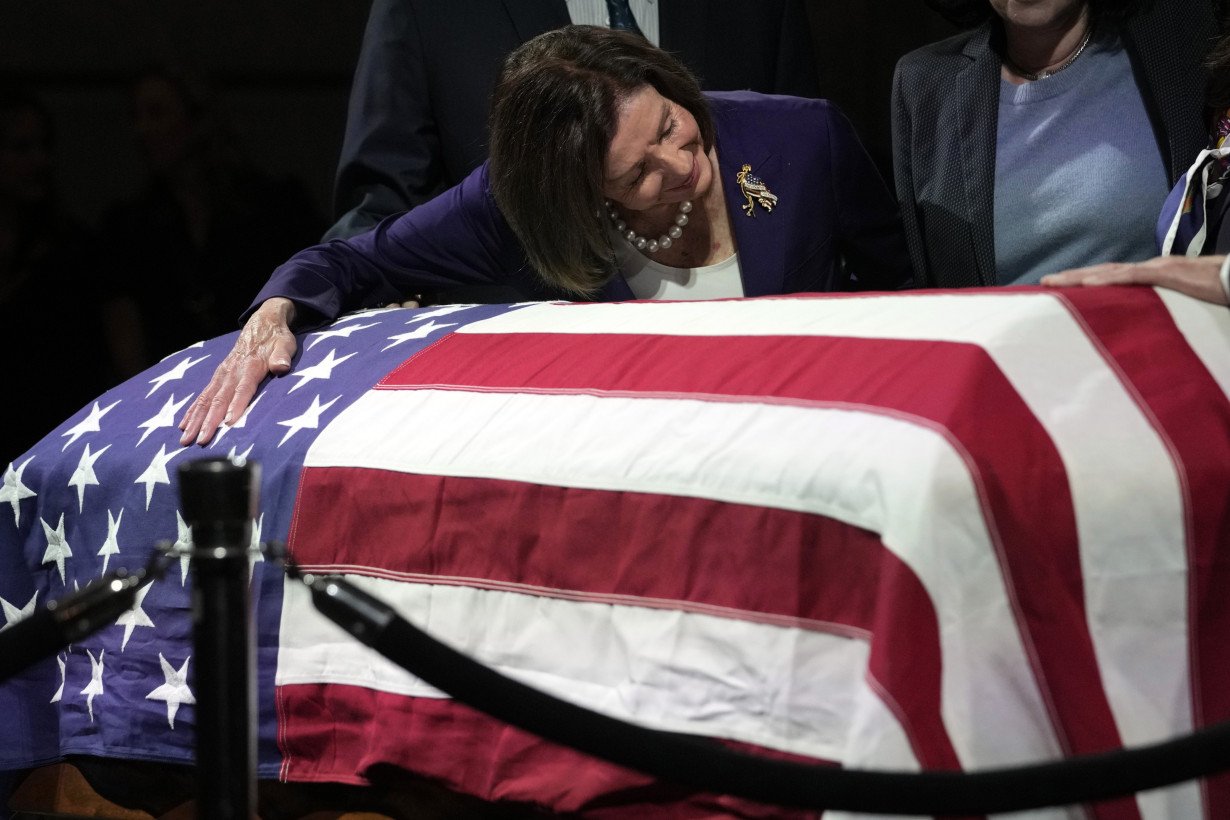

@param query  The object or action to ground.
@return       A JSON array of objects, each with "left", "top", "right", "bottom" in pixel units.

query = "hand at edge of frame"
[{"left": 1041, "top": 255, "right": 1229, "bottom": 306}]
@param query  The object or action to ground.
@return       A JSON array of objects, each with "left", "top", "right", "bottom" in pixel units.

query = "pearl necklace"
[
  {"left": 606, "top": 199, "right": 692, "bottom": 255},
  {"left": 1004, "top": 24, "right": 1093, "bottom": 82}
]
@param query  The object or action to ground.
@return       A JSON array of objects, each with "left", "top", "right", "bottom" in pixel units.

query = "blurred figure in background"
[
  {"left": 100, "top": 64, "right": 325, "bottom": 377},
  {"left": 0, "top": 85, "right": 115, "bottom": 464}
]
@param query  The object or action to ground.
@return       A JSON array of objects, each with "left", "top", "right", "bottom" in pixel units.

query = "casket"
[{"left": 2, "top": 287, "right": 1229, "bottom": 819}]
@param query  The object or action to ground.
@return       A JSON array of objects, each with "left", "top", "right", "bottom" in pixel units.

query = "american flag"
[{"left": 1, "top": 288, "right": 1229, "bottom": 819}]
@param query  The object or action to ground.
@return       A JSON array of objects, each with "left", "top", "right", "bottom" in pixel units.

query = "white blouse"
[{"left": 612, "top": 233, "right": 744, "bottom": 300}]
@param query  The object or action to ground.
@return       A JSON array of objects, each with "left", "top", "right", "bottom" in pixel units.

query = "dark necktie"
[{"left": 605, "top": 0, "right": 645, "bottom": 37}]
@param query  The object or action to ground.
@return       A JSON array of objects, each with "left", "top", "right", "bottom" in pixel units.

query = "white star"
[
  {"left": 146, "top": 355, "right": 209, "bottom": 399},
  {"left": 336, "top": 307, "right": 395, "bottom": 322},
  {"left": 210, "top": 393, "right": 263, "bottom": 448},
  {"left": 173, "top": 510, "right": 192, "bottom": 586},
  {"left": 226, "top": 443, "right": 255, "bottom": 463},
  {"left": 146, "top": 653, "right": 195, "bottom": 729},
  {"left": 51, "top": 654, "right": 65, "bottom": 703},
  {"left": 81, "top": 648, "right": 105, "bottom": 722},
  {"left": 276, "top": 394, "right": 340, "bottom": 447},
  {"left": 96, "top": 509, "right": 124, "bottom": 576},
  {"left": 134, "top": 444, "right": 188, "bottom": 510},
  {"left": 407, "top": 305, "right": 475, "bottom": 322},
  {"left": 287, "top": 348, "right": 357, "bottom": 394},
  {"left": 68, "top": 443, "right": 111, "bottom": 512},
  {"left": 70, "top": 579, "right": 79, "bottom": 644},
  {"left": 0, "top": 457, "right": 36, "bottom": 526},
  {"left": 305, "top": 321, "right": 379, "bottom": 350},
  {"left": 137, "top": 393, "right": 194, "bottom": 446},
  {"left": 61, "top": 400, "right": 120, "bottom": 452},
  {"left": 116, "top": 582, "right": 155, "bottom": 650},
  {"left": 69, "top": 580, "right": 79, "bottom": 648},
  {"left": 382, "top": 320, "right": 457, "bottom": 350},
  {"left": 0, "top": 591, "right": 38, "bottom": 630},
  {"left": 248, "top": 512, "right": 265, "bottom": 580},
  {"left": 40, "top": 514, "right": 72, "bottom": 583}
]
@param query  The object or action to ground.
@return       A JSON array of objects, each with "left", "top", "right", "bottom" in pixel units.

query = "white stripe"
[
  {"left": 825, "top": 693, "right": 932, "bottom": 820},
  {"left": 1154, "top": 288, "right": 1230, "bottom": 820},
  {"left": 448, "top": 291, "right": 1072, "bottom": 338},
  {"left": 305, "top": 393, "right": 1061, "bottom": 769},
  {"left": 467, "top": 295, "right": 1196, "bottom": 767},
  {"left": 304, "top": 293, "right": 1210, "bottom": 814},
  {"left": 278, "top": 573, "right": 872, "bottom": 762},
  {"left": 1158, "top": 288, "right": 1230, "bottom": 401}
]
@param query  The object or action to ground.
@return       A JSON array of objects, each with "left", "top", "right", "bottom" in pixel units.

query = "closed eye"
[
  {"left": 624, "top": 119, "right": 678, "bottom": 189},
  {"left": 625, "top": 164, "right": 646, "bottom": 189}
]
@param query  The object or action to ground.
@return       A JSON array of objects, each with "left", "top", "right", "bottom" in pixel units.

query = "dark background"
[{"left": 1, "top": 1, "right": 958, "bottom": 230}]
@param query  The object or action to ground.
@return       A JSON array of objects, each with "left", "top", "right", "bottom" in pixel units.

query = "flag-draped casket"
[{"left": 1, "top": 287, "right": 1229, "bottom": 819}]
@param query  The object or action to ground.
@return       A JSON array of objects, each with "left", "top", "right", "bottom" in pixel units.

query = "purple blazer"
[{"left": 247, "top": 91, "right": 912, "bottom": 326}]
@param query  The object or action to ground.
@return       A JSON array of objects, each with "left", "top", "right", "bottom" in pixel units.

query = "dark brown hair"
[
  {"left": 488, "top": 25, "right": 714, "bottom": 296},
  {"left": 1207, "top": 27, "right": 1230, "bottom": 113}
]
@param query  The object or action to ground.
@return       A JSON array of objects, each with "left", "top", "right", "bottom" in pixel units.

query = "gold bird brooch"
[{"left": 736, "top": 164, "right": 778, "bottom": 217}]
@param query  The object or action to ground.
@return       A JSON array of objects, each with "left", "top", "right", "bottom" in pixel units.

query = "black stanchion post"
[{"left": 179, "top": 457, "right": 260, "bottom": 820}]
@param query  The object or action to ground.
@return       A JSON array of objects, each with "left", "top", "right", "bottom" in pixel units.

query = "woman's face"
[
  {"left": 0, "top": 107, "right": 52, "bottom": 205},
  {"left": 133, "top": 75, "right": 195, "bottom": 172},
  {"left": 602, "top": 85, "right": 711, "bottom": 213},
  {"left": 989, "top": 0, "right": 1089, "bottom": 32}
]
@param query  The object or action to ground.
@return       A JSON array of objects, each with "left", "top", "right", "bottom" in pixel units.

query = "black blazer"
[
  {"left": 326, "top": 0, "right": 821, "bottom": 241},
  {"left": 890, "top": 0, "right": 1221, "bottom": 288}
]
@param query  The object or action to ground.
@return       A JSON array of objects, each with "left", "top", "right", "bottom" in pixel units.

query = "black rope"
[
  {"left": 299, "top": 569, "right": 1230, "bottom": 815},
  {"left": 0, "top": 549, "right": 173, "bottom": 684}
]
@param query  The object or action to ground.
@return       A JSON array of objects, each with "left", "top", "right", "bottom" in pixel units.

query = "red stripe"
[
  {"left": 390, "top": 332, "right": 1123, "bottom": 755},
  {"left": 278, "top": 682, "right": 833, "bottom": 818},
  {"left": 1059, "top": 288, "right": 1230, "bottom": 819},
  {"left": 289, "top": 473, "right": 956, "bottom": 774},
  {"left": 289, "top": 328, "right": 1134, "bottom": 816}
]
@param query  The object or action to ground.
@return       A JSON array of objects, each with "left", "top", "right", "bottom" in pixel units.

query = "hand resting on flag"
[
  {"left": 1041, "top": 255, "right": 1230, "bottom": 306},
  {"left": 178, "top": 296, "right": 298, "bottom": 446},
  {"left": 8, "top": 290, "right": 1230, "bottom": 816},
  {"left": 177, "top": 22, "right": 912, "bottom": 453}
]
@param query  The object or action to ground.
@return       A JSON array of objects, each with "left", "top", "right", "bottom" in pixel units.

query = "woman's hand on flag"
[
  {"left": 178, "top": 297, "right": 299, "bottom": 446},
  {"left": 1042, "top": 255, "right": 1229, "bottom": 306}
]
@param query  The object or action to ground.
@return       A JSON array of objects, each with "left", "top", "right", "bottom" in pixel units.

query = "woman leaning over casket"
[{"left": 179, "top": 24, "right": 912, "bottom": 446}]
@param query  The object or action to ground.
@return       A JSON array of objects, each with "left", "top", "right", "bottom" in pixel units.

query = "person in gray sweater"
[
  {"left": 891, "top": 0, "right": 1221, "bottom": 288},
  {"left": 1043, "top": 24, "right": 1230, "bottom": 307}
]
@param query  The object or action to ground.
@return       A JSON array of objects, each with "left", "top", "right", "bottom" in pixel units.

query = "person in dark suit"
[
  {"left": 178, "top": 25, "right": 910, "bottom": 446},
  {"left": 325, "top": 0, "right": 820, "bottom": 246},
  {"left": 891, "top": 0, "right": 1221, "bottom": 289}
]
